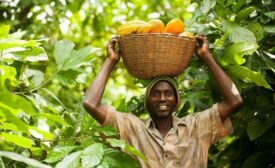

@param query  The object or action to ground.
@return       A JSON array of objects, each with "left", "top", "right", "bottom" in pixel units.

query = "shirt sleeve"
[
  {"left": 195, "top": 103, "right": 233, "bottom": 144},
  {"left": 102, "top": 106, "right": 142, "bottom": 141}
]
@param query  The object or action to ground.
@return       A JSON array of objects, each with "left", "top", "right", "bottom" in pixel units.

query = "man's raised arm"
[
  {"left": 83, "top": 38, "right": 120, "bottom": 125},
  {"left": 195, "top": 35, "right": 243, "bottom": 122}
]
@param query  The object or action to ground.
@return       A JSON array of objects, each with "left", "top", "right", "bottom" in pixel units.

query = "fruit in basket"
[
  {"left": 148, "top": 19, "right": 165, "bottom": 33},
  {"left": 179, "top": 32, "right": 194, "bottom": 38},
  {"left": 118, "top": 20, "right": 152, "bottom": 35},
  {"left": 164, "top": 18, "right": 185, "bottom": 34}
]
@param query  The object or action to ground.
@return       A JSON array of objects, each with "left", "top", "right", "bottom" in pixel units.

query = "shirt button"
[{"left": 165, "top": 154, "right": 168, "bottom": 157}]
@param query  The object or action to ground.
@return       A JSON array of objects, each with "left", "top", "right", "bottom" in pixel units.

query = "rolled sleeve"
[{"left": 211, "top": 103, "right": 233, "bottom": 143}]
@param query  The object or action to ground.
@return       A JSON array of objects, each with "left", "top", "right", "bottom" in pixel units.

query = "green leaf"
[
  {"left": 53, "top": 40, "right": 75, "bottom": 68},
  {"left": 0, "top": 39, "right": 40, "bottom": 50},
  {"left": 98, "top": 150, "right": 139, "bottom": 168},
  {"left": 44, "top": 146, "right": 78, "bottom": 163},
  {"left": 223, "top": 21, "right": 257, "bottom": 43},
  {"left": 37, "top": 113, "right": 70, "bottom": 127},
  {"left": 81, "top": 143, "right": 104, "bottom": 168},
  {"left": 107, "top": 138, "right": 126, "bottom": 149},
  {"left": 55, "top": 151, "right": 82, "bottom": 168},
  {"left": 0, "top": 65, "right": 17, "bottom": 89},
  {"left": 55, "top": 69, "right": 82, "bottom": 85},
  {"left": 28, "top": 126, "right": 54, "bottom": 140},
  {"left": 222, "top": 42, "right": 259, "bottom": 65},
  {"left": 0, "top": 89, "right": 37, "bottom": 115},
  {"left": 0, "top": 132, "right": 33, "bottom": 148},
  {"left": 235, "top": 6, "right": 257, "bottom": 22},
  {"left": 264, "top": 11, "right": 275, "bottom": 19},
  {"left": 241, "top": 153, "right": 269, "bottom": 168},
  {"left": 246, "top": 23, "right": 264, "bottom": 41},
  {"left": 0, "top": 151, "right": 51, "bottom": 168},
  {"left": 61, "top": 46, "right": 96, "bottom": 70},
  {"left": 263, "top": 25, "right": 275, "bottom": 33},
  {"left": 2, "top": 47, "right": 48, "bottom": 62},
  {"left": 125, "top": 144, "right": 147, "bottom": 161},
  {"left": 226, "top": 65, "right": 271, "bottom": 89},
  {"left": 247, "top": 115, "right": 275, "bottom": 141},
  {"left": 24, "top": 69, "right": 44, "bottom": 87},
  {"left": 200, "top": 0, "right": 216, "bottom": 13},
  {"left": 0, "top": 25, "right": 10, "bottom": 38}
]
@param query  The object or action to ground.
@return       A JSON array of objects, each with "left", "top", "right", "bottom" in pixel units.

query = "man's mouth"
[{"left": 158, "top": 104, "right": 168, "bottom": 110}]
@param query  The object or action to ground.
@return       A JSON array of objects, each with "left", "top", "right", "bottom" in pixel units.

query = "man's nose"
[{"left": 159, "top": 93, "right": 166, "bottom": 101}]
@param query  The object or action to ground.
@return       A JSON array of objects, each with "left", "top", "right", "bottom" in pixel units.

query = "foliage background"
[{"left": 0, "top": 0, "right": 275, "bottom": 167}]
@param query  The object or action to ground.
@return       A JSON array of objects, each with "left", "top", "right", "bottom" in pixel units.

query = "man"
[{"left": 83, "top": 35, "right": 243, "bottom": 168}]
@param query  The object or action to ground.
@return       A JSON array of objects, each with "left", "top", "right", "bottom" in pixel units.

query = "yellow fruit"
[
  {"left": 118, "top": 20, "right": 152, "bottom": 35},
  {"left": 179, "top": 32, "right": 194, "bottom": 38},
  {"left": 164, "top": 18, "right": 185, "bottom": 34},
  {"left": 148, "top": 19, "right": 165, "bottom": 33}
]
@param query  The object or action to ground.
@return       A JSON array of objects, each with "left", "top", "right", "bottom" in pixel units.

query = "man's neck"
[{"left": 151, "top": 115, "right": 173, "bottom": 139}]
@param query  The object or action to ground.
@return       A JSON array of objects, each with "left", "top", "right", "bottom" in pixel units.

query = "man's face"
[{"left": 148, "top": 81, "right": 177, "bottom": 118}]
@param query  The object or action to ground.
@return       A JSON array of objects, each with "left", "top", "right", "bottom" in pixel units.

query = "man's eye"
[{"left": 166, "top": 91, "right": 174, "bottom": 97}]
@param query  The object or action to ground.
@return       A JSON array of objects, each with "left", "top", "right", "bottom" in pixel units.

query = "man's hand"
[
  {"left": 195, "top": 35, "right": 211, "bottom": 60},
  {"left": 107, "top": 38, "right": 120, "bottom": 63}
]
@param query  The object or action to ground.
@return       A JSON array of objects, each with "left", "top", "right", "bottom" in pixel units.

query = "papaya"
[
  {"left": 118, "top": 20, "right": 152, "bottom": 35},
  {"left": 148, "top": 19, "right": 165, "bottom": 33},
  {"left": 164, "top": 18, "right": 185, "bottom": 34},
  {"left": 179, "top": 32, "right": 194, "bottom": 38}
]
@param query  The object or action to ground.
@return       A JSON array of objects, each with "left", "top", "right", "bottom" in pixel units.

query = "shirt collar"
[{"left": 145, "top": 115, "right": 186, "bottom": 129}]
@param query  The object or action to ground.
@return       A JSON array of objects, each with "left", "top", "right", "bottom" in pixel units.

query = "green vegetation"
[{"left": 0, "top": 0, "right": 274, "bottom": 167}]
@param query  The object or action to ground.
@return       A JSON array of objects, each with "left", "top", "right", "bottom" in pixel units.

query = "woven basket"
[{"left": 118, "top": 33, "right": 196, "bottom": 79}]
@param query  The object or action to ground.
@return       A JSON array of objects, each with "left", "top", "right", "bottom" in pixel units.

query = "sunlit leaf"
[
  {"left": 45, "top": 146, "right": 78, "bottom": 163},
  {"left": 37, "top": 113, "right": 70, "bottom": 127},
  {"left": 263, "top": 25, "right": 275, "bottom": 33},
  {"left": 55, "top": 151, "right": 82, "bottom": 168},
  {"left": 61, "top": 46, "right": 96, "bottom": 70},
  {"left": 107, "top": 138, "right": 126, "bottom": 149},
  {"left": 0, "top": 133, "right": 33, "bottom": 148},
  {"left": 53, "top": 40, "right": 75, "bottom": 68},
  {"left": 235, "top": 6, "right": 257, "bottom": 22},
  {"left": 81, "top": 143, "right": 104, "bottom": 168},
  {"left": 0, "top": 151, "right": 51, "bottom": 168},
  {"left": 200, "top": 0, "right": 216, "bottom": 13},
  {"left": 221, "top": 42, "right": 259, "bottom": 65},
  {"left": 223, "top": 21, "right": 257, "bottom": 43},
  {"left": 226, "top": 65, "right": 271, "bottom": 89},
  {"left": 0, "top": 25, "right": 10, "bottom": 38},
  {"left": 24, "top": 69, "right": 44, "bottom": 87}
]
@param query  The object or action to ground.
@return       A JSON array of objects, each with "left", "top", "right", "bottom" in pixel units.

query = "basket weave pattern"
[{"left": 118, "top": 33, "right": 196, "bottom": 79}]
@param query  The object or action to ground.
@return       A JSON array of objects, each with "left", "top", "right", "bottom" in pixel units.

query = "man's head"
[{"left": 144, "top": 76, "right": 180, "bottom": 118}]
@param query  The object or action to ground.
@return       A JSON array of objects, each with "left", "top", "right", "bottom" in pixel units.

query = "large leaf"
[
  {"left": 241, "top": 153, "right": 270, "bottom": 168},
  {"left": 223, "top": 21, "right": 257, "bottom": 43},
  {"left": 221, "top": 42, "right": 259, "bottom": 65},
  {"left": 2, "top": 47, "right": 48, "bottom": 62},
  {"left": 0, "top": 65, "right": 17, "bottom": 89},
  {"left": 61, "top": 46, "right": 96, "bottom": 70},
  {"left": 263, "top": 25, "right": 275, "bottom": 33},
  {"left": 53, "top": 40, "right": 75, "bottom": 68},
  {"left": 0, "top": 25, "right": 10, "bottom": 38},
  {"left": 226, "top": 65, "right": 271, "bottom": 89},
  {"left": 0, "top": 151, "right": 51, "bottom": 168},
  {"left": 44, "top": 146, "right": 78, "bottom": 163},
  {"left": 81, "top": 143, "right": 104, "bottom": 168},
  {"left": 264, "top": 11, "right": 275, "bottom": 19},
  {"left": 235, "top": 6, "right": 257, "bottom": 22},
  {"left": 24, "top": 68, "right": 44, "bottom": 87},
  {"left": 200, "top": 0, "right": 216, "bottom": 13},
  {"left": 0, "top": 133, "right": 33, "bottom": 148},
  {"left": 0, "top": 39, "right": 41, "bottom": 50},
  {"left": 37, "top": 112, "right": 70, "bottom": 127},
  {"left": 246, "top": 23, "right": 264, "bottom": 41},
  {"left": 55, "top": 151, "right": 82, "bottom": 168},
  {"left": 107, "top": 138, "right": 126, "bottom": 149}
]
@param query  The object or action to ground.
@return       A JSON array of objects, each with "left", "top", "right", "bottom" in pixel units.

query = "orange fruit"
[
  {"left": 148, "top": 19, "right": 165, "bottom": 33},
  {"left": 179, "top": 32, "right": 194, "bottom": 38},
  {"left": 164, "top": 18, "right": 185, "bottom": 34}
]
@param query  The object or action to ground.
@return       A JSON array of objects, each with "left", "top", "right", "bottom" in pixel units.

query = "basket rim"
[{"left": 118, "top": 33, "right": 196, "bottom": 41}]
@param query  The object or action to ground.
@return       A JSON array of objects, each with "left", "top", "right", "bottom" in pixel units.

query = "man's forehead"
[{"left": 151, "top": 80, "right": 174, "bottom": 90}]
